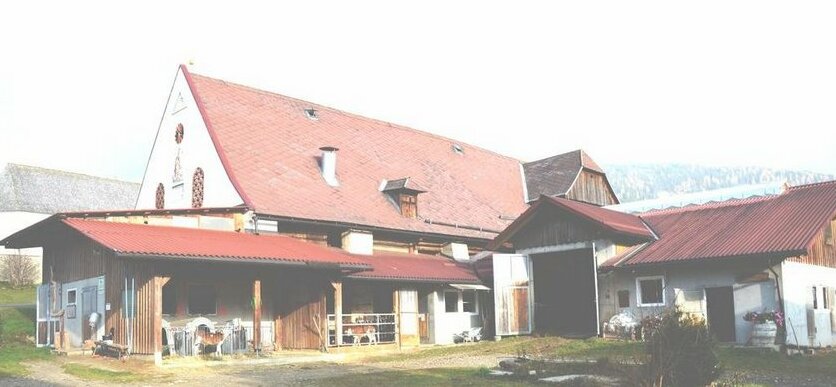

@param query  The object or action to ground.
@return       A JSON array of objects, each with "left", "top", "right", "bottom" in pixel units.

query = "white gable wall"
[{"left": 136, "top": 67, "right": 242, "bottom": 210}]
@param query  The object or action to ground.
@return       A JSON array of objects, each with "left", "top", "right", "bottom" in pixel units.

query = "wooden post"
[
  {"left": 393, "top": 288, "right": 401, "bottom": 349},
  {"left": 253, "top": 279, "right": 262, "bottom": 354},
  {"left": 153, "top": 276, "right": 164, "bottom": 366},
  {"left": 332, "top": 281, "right": 343, "bottom": 346}
]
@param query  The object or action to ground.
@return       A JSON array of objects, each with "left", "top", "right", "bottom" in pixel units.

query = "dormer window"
[
  {"left": 381, "top": 178, "right": 426, "bottom": 219},
  {"left": 399, "top": 193, "right": 417, "bottom": 218}
]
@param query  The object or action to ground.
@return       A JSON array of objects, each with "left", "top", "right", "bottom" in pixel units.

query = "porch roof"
[
  {"left": 349, "top": 252, "right": 482, "bottom": 284},
  {"left": 62, "top": 218, "right": 370, "bottom": 268}
]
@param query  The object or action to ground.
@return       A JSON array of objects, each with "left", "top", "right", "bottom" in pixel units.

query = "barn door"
[{"left": 493, "top": 254, "right": 532, "bottom": 335}]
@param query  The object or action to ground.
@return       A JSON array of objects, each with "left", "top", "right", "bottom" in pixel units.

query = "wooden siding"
[
  {"left": 511, "top": 206, "right": 605, "bottom": 251},
  {"left": 275, "top": 274, "right": 328, "bottom": 350},
  {"left": 566, "top": 170, "right": 618, "bottom": 206},
  {"left": 791, "top": 220, "right": 836, "bottom": 268}
]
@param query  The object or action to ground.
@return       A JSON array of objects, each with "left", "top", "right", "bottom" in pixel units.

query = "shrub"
[
  {"left": 0, "top": 254, "right": 38, "bottom": 287},
  {"left": 640, "top": 309, "right": 720, "bottom": 387}
]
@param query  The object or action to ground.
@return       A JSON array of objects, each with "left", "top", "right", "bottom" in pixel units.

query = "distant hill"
[{"left": 604, "top": 164, "right": 835, "bottom": 203}]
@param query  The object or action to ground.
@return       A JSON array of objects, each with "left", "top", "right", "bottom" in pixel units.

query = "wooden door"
[
  {"left": 493, "top": 254, "right": 532, "bottom": 335},
  {"left": 705, "top": 287, "right": 736, "bottom": 342}
]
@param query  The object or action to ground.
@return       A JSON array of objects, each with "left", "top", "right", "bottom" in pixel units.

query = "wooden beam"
[
  {"left": 153, "top": 276, "right": 163, "bottom": 365},
  {"left": 393, "top": 288, "right": 401, "bottom": 349},
  {"left": 253, "top": 279, "right": 262, "bottom": 354},
  {"left": 332, "top": 281, "right": 343, "bottom": 346}
]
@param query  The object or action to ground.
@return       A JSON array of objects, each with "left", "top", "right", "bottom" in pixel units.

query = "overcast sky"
[{"left": 1, "top": 1, "right": 834, "bottom": 182}]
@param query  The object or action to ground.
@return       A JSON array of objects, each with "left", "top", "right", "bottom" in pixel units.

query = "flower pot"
[{"left": 750, "top": 321, "right": 777, "bottom": 346}]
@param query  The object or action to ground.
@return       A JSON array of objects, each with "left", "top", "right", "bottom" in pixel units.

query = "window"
[
  {"left": 175, "top": 123, "right": 184, "bottom": 144},
  {"left": 617, "top": 290, "right": 630, "bottom": 308},
  {"left": 813, "top": 286, "right": 819, "bottom": 309},
  {"left": 155, "top": 183, "right": 165, "bottom": 209},
  {"left": 399, "top": 193, "right": 417, "bottom": 218},
  {"left": 452, "top": 143, "right": 464, "bottom": 155},
  {"left": 188, "top": 284, "right": 217, "bottom": 315},
  {"left": 304, "top": 108, "right": 318, "bottom": 120},
  {"left": 823, "top": 287, "right": 830, "bottom": 310},
  {"left": 67, "top": 289, "right": 77, "bottom": 305},
  {"left": 445, "top": 291, "right": 459, "bottom": 313},
  {"left": 636, "top": 276, "right": 665, "bottom": 306},
  {"left": 462, "top": 290, "right": 477, "bottom": 313},
  {"left": 162, "top": 282, "right": 177, "bottom": 316},
  {"left": 192, "top": 168, "right": 205, "bottom": 208},
  {"left": 826, "top": 221, "right": 834, "bottom": 245}
]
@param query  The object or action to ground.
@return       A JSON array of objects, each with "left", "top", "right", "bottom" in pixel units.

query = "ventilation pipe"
[{"left": 319, "top": 146, "right": 339, "bottom": 186}]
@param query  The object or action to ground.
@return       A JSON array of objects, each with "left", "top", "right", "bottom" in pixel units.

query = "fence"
[
  {"left": 164, "top": 325, "right": 249, "bottom": 356},
  {"left": 326, "top": 313, "right": 397, "bottom": 347}
]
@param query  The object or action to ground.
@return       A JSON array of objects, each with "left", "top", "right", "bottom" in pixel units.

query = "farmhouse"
[
  {"left": 0, "top": 65, "right": 617, "bottom": 362},
  {"left": 485, "top": 182, "right": 836, "bottom": 347}
]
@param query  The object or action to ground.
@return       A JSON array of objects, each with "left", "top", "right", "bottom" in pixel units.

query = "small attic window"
[
  {"left": 304, "top": 108, "right": 319, "bottom": 120},
  {"left": 452, "top": 143, "right": 464, "bottom": 155},
  {"left": 381, "top": 178, "right": 425, "bottom": 219},
  {"left": 399, "top": 193, "right": 418, "bottom": 218}
]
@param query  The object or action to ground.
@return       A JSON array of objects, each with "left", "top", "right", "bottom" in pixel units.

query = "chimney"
[
  {"left": 442, "top": 242, "right": 470, "bottom": 262},
  {"left": 319, "top": 146, "right": 339, "bottom": 187}
]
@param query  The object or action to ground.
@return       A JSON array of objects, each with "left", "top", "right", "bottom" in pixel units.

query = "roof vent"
[
  {"left": 452, "top": 143, "right": 464, "bottom": 155},
  {"left": 304, "top": 108, "right": 319, "bottom": 120},
  {"left": 319, "top": 146, "right": 339, "bottom": 187}
]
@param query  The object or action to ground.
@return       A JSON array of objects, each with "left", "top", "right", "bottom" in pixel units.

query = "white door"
[
  {"left": 493, "top": 254, "right": 533, "bottom": 335},
  {"left": 399, "top": 289, "right": 419, "bottom": 336},
  {"left": 813, "top": 286, "right": 833, "bottom": 346}
]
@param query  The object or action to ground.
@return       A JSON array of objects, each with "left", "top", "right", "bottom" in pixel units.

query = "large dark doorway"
[
  {"left": 532, "top": 249, "right": 597, "bottom": 337},
  {"left": 705, "top": 287, "right": 736, "bottom": 342}
]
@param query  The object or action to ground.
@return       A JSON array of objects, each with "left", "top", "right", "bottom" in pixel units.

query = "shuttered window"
[{"left": 399, "top": 194, "right": 417, "bottom": 218}]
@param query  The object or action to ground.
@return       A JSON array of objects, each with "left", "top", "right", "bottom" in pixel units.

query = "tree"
[{"left": 0, "top": 253, "right": 38, "bottom": 287}]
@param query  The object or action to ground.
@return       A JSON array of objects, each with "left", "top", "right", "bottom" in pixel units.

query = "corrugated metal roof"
[
  {"left": 62, "top": 218, "right": 367, "bottom": 267},
  {"left": 0, "top": 163, "right": 139, "bottom": 214},
  {"left": 348, "top": 252, "right": 481, "bottom": 283},
  {"left": 605, "top": 180, "right": 836, "bottom": 267}
]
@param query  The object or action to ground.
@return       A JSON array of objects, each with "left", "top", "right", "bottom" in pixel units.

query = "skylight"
[
  {"left": 452, "top": 143, "right": 464, "bottom": 155},
  {"left": 304, "top": 108, "right": 318, "bottom": 120}
]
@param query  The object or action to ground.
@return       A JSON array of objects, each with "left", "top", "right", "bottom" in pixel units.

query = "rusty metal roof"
[
  {"left": 605, "top": 180, "right": 836, "bottom": 267},
  {"left": 349, "top": 252, "right": 481, "bottom": 283}
]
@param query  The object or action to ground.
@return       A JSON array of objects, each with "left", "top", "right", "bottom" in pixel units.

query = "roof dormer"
[{"left": 380, "top": 178, "right": 426, "bottom": 219}]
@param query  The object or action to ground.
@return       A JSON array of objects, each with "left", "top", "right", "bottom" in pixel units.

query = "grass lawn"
[
  {"left": 62, "top": 363, "right": 150, "bottom": 383},
  {"left": 367, "top": 336, "right": 643, "bottom": 363},
  {"left": 0, "top": 306, "right": 51, "bottom": 378},
  {"left": 0, "top": 282, "right": 36, "bottom": 305},
  {"left": 312, "top": 368, "right": 540, "bottom": 387},
  {"left": 718, "top": 347, "right": 836, "bottom": 378}
]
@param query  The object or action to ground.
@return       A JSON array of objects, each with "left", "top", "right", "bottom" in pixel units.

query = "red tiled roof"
[
  {"left": 489, "top": 195, "right": 655, "bottom": 249},
  {"left": 349, "top": 252, "right": 481, "bottom": 283},
  {"left": 605, "top": 180, "right": 836, "bottom": 267},
  {"left": 183, "top": 67, "right": 527, "bottom": 239},
  {"left": 62, "top": 218, "right": 368, "bottom": 267}
]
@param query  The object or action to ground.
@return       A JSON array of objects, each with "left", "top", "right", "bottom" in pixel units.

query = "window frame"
[
  {"left": 617, "top": 290, "right": 631, "bottom": 308},
  {"left": 636, "top": 276, "right": 666, "bottom": 307},
  {"left": 444, "top": 290, "right": 460, "bottom": 313},
  {"left": 461, "top": 290, "right": 479, "bottom": 314},
  {"left": 822, "top": 287, "right": 830, "bottom": 310},
  {"left": 66, "top": 288, "right": 77, "bottom": 306},
  {"left": 399, "top": 193, "right": 417, "bottom": 218},
  {"left": 187, "top": 283, "right": 218, "bottom": 316}
]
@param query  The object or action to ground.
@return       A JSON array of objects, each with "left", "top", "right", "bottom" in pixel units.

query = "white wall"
[
  {"left": 600, "top": 265, "right": 778, "bottom": 345},
  {"left": 429, "top": 289, "right": 482, "bottom": 345},
  {"left": 780, "top": 261, "right": 836, "bottom": 347},
  {"left": 136, "top": 67, "right": 243, "bottom": 210}
]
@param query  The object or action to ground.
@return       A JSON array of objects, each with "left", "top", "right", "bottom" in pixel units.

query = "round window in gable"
[
  {"left": 192, "top": 167, "right": 205, "bottom": 208},
  {"left": 175, "top": 123, "right": 184, "bottom": 144},
  {"left": 155, "top": 183, "right": 165, "bottom": 209}
]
